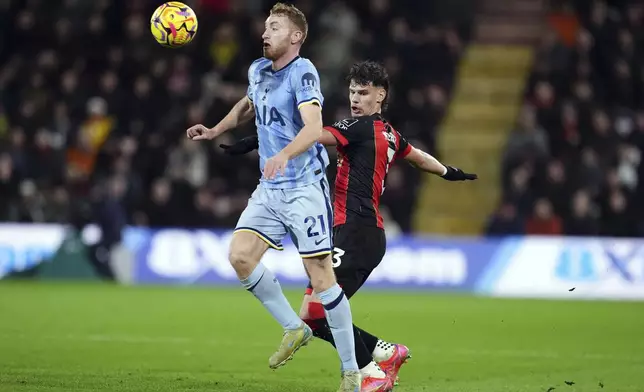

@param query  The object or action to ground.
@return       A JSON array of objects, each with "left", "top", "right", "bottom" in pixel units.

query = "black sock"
[
  {"left": 352, "top": 327, "right": 373, "bottom": 369},
  {"left": 310, "top": 318, "right": 335, "bottom": 346},
  {"left": 309, "top": 319, "right": 378, "bottom": 369},
  {"left": 354, "top": 326, "right": 379, "bottom": 353}
]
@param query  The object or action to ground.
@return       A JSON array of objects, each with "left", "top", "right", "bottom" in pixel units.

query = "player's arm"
[
  {"left": 219, "top": 125, "right": 335, "bottom": 155},
  {"left": 404, "top": 147, "right": 447, "bottom": 175},
  {"left": 279, "top": 104, "right": 324, "bottom": 158},
  {"left": 318, "top": 128, "right": 338, "bottom": 146},
  {"left": 404, "top": 145, "right": 478, "bottom": 181},
  {"left": 278, "top": 60, "right": 327, "bottom": 158},
  {"left": 187, "top": 96, "right": 255, "bottom": 141},
  {"left": 321, "top": 119, "right": 367, "bottom": 147},
  {"left": 188, "top": 60, "right": 258, "bottom": 141},
  {"left": 280, "top": 110, "right": 356, "bottom": 154},
  {"left": 263, "top": 104, "right": 323, "bottom": 179},
  {"left": 213, "top": 96, "right": 255, "bottom": 134}
]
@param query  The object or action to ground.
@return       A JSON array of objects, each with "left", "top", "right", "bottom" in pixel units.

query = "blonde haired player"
[{"left": 186, "top": 3, "right": 361, "bottom": 391}]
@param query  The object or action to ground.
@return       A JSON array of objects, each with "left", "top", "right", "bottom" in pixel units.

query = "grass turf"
[{"left": 0, "top": 281, "right": 642, "bottom": 391}]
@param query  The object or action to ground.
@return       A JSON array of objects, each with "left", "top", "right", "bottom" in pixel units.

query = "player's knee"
[
  {"left": 228, "top": 246, "right": 258, "bottom": 277},
  {"left": 305, "top": 255, "right": 336, "bottom": 292},
  {"left": 229, "top": 232, "right": 267, "bottom": 278},
  {"left": 308, "top": 276, "right": 330, "bottom": 293}
]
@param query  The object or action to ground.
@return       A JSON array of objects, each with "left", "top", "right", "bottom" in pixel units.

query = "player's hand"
[
  {"left": 263, "top": 151, "right": 288, "bottom": 180},
  {"left": 441, "top": 165, "right": 478, "bottom": 181},
  {"left": 186, "top": 124, "right": 216, "bottom": 140},
  {"left": 220, "top": 136, "right": 259, "bottom": 155}
]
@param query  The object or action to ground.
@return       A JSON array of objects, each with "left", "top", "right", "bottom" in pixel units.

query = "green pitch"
[{"left": 0, "top": 282, "right": 643, "bottom": 392}]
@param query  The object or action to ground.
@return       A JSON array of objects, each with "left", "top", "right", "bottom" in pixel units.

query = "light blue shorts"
[{"left": 235, "top": 179, "right": 334, "bottom": 258}]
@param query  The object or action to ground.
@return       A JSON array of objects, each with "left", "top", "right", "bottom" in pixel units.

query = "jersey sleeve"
[
  {"left": 324, "top": 118, "right": 371, "bottom": 147},
  {"left": 395, "top": 130, "right": 412, "bottom": 159},
  {"left": 246, "top": 58, "right": 265, "bottom": 103},
  {"left": 246, "top": 64, "right": 255, "bottom": 103},
  {"left": 290, "top": 60, "right": 324, "bottom": 110}
]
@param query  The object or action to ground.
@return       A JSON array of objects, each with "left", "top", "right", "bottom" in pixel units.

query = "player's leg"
[
  {"left": 283, "top": 180, "right": 360, "bottom": 389},
  {"left": 302, "top": 254, "right": 361, "bottom": 384},
  {"left": 300, "top": 287, "right": 394, "bottom": 362},
  {"left": 300, "top": 291, "right": 393, "bottom": 392},
  {"left": 301, "top": 224, "right": 382, "bottom": 354},
  {"left": 301, "top": 284, "right": 381, "bottom": 353},
  {"left": 302, "top": 224, "right": 384, "bottom": 352},
  {"left": 300, "top": 266, "right": 378, "bottom": 363},
  {"left": 300, "top": 263, "right": 392, "bottom": 385},
  {"left": 231, "top": 186, "right": 312, "bottom": 368},
  {"left": 230, "top": 232, "right": 302, "bottom": 329},
  {"left": 301, "top": 226, "right": 410, "bottom": 384}
]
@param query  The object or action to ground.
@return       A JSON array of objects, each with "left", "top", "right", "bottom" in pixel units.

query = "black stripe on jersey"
[
  {"left": 344, "top": 122, "right": 378, "bottom": 227},
  {"left": 319, "top": 178, "right": 334, "bottom": 242},
  {"left": 314, "top": 143, "right": 326, "bottom": 176}
]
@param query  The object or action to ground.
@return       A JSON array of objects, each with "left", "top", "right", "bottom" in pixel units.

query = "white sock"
[
  {"left": 360, "top": 361, "right": 386, "bottom": 378},
  {"left": 372, "top": 339, "right": 396, "bottom": 362}
]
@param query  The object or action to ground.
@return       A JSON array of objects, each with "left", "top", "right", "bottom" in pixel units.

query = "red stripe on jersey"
[
  {"left": 333, "top": 146, "right": 350, "bottom": 226},
  {"left": 323, "top": 126, "right": 349, "bottom": 146},
  {"left": 399, "top": 142, "right": 412, "bottom": 159},
  {"left": 371, "top": 120, "right": 390, "bottom": 229}
]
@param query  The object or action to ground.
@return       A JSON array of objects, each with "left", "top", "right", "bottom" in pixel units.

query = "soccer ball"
[{"left": 150, "top": 2, "right": 198, "bottom": 48}]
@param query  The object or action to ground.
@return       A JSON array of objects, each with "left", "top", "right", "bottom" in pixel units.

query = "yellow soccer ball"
[{"left": 150, "top": 2, "right": 198, "bottom": 48}]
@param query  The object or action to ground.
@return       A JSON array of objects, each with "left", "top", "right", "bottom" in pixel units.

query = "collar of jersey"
[
  {"left": 264, "top": 56, "right": 300, "bottom": 74},
  {"left": 360, "top": 113, "right": 383, "bottom": 121}
]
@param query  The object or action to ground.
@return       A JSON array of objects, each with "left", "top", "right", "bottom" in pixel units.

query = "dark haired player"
[{"left": 221, "top": 61, "right": 477, "bottom": 391}]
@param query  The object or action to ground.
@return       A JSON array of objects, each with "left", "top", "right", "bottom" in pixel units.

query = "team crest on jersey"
[{"left": 333, "top": 118, "right": 358, "bottom": 131}]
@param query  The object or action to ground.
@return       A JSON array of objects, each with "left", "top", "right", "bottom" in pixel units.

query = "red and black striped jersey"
[{"left": 324, "top": 114, "right": 412, "bottom": 229}]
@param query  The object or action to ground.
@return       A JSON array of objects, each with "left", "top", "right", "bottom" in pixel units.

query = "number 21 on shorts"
[{"left": 304, "top": 214, "right": 328, "bottom": 238}]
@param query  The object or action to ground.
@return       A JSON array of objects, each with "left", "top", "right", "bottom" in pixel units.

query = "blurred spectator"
[
  {"left": 0, "top": 153, "right": 19, "bottom": 220},
  {"left": 44, "top": 186, "right": 71, "bottom": 223},
  {"left": 0, "top": 0, "right": 469, "bottom": 232},
  {"left": 540, "top": 159, "right": 571, "bottom": 216},
  {"left": 88, "top": 176, "right": 127, "bottom": 281},
  {"left": 525, "top": 198, "right": 563, "bottom": 235},
  {"left": 166, "top": 137, "right": 208, "bottom": 188},
  {"left": 494, "top": 0, "right": 644, "bottom": 238},
  {"left": 564, "top": 189, "right": 599, "bottom": 236},
  {"left": 485, "top": 203, "right": 525, "bottom": 236},
  {"left": 600, "top": 189, "right": 636, "bottom": 237},
  {"left": 142, "top": 178, "right": 178, "bottom": 228},
  {"left": 189, "top": 187, "right": 218, "bottom": 228},
  {"left": 502, "top": 105, "right": 550, "bottom": 171},
  {"left": 575, "top": 147, "right": 603, "bottom": 195},
  {"left": 66, "top": 98, "right": 114, "bottom": 185},
  {"left": 504, "top": 165, "right": 535, "bottom": 215}
]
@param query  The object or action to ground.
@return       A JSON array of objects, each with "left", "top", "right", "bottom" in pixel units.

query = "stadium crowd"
[
  {"left": 0, "top": 0, "right": 467, "bottom": 235},
  {"left": 487, "top": 0, "right": 644, "bottom": 237}
]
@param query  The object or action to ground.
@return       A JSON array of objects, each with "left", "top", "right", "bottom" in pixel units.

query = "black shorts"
[{"left": 306, "top": 223, "right": 386, "bottom": 298}]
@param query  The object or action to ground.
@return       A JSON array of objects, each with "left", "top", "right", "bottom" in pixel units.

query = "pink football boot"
[
  {"left": 360, "top": 375, "right": 394, "bottom": 392},
  {"left": 377, "top": 344, "right": 411, "bottom": 386}
]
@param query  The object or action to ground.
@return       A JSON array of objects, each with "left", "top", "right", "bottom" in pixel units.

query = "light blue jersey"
[
  {"left": 236, "top": 56, "right": 333, "bottom": 258},
  {"left": 247, "top": 56, "right": 329, "bottom": 189}
]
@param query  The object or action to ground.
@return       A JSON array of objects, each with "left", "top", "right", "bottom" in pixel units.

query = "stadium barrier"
[{"left": 0, "top": 224, "right": 643, "bottom": 300}]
